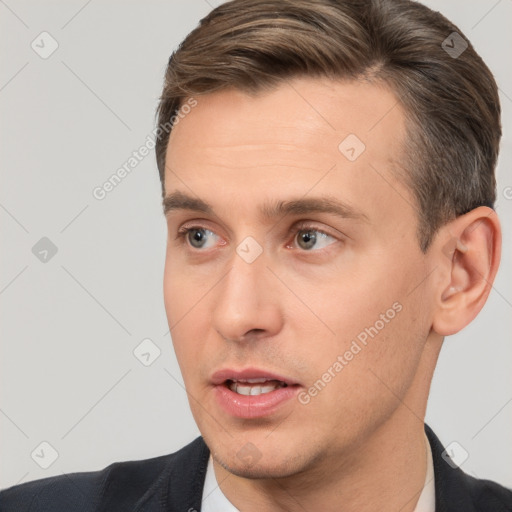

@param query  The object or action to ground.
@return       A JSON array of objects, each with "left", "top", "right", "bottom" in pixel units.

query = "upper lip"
[{"left": 211, "top": 367, "right": 299, "bottom": 386}]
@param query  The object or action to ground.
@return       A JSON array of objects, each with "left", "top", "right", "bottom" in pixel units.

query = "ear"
[{"left": 431, "top": 206, "right": 501, "bottom": 336}]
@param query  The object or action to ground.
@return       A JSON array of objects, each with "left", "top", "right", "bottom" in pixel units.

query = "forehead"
[
  {"left": 164, "top": 77, "right": 413, "bottom": 230},
  {"left": 167, "top": 77, "right": 405, "bottom": 157}
]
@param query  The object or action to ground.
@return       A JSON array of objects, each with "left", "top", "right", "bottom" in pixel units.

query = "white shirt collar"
[
  {"left": 201, "top": 455, "right": 239, "bottom": 512},
  {"left": 414, "top": 432, "right": 436, "bottom": 512},
  {"left": 201, "top": 434, "right": 435, "bottom": 512}
]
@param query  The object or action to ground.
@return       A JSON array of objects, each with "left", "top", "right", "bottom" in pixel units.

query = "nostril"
[{"left": 247, "top": 328, "right": 265, "bottom": 336}]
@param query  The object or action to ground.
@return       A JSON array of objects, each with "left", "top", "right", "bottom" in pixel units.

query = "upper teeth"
[{"left": 228, "top": 379, "right": 286, "bottom": 396}]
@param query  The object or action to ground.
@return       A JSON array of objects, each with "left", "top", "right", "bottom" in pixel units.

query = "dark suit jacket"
[{"left": 1, "top": 425, "right": 511, "bottom": 511}]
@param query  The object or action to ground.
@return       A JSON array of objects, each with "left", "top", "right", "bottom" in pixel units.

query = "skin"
[{"left": 162, "top": 77, "right": 501, "bottom": 512}]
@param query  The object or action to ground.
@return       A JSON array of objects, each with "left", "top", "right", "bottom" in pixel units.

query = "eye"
[
  {"left": 179, "top": 227, "right": 220, "bottom": 249},
  {"left": 294, "top": 227, "right": 337, "bottom": 251}
]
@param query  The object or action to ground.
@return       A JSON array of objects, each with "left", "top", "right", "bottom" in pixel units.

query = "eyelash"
[{"left": 175, "top": 222, "right": 337, "bottom": 250}]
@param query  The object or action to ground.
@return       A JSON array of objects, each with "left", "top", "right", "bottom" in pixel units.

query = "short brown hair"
[{"left": 155, "top": 0, "right": 501, "bottom": 251}]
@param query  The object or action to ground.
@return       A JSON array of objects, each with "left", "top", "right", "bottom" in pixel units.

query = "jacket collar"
[
  {"left": 164, "top": 436, "right": 210, "bottom": 511},
  {"left": 425, "top": 424, "right": 478, "bottom": 512}
]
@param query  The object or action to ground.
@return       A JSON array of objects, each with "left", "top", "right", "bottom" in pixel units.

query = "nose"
[{"left": 212, "top": 248, "right": 284, "bottom": 343}]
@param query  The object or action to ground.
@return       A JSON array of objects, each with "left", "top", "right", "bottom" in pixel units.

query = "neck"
[{"left": 213, "top": 339, "right": 441, "bottom": 512}]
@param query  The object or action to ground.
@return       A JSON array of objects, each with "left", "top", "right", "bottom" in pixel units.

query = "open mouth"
[
  {"left": 212, "top": 369, "right": 299, "bottom": 418},
  {"left": 225, "top": 378, "right": 288, "bottom": 396}
]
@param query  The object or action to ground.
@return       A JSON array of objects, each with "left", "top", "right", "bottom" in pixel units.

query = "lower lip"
[{"left": 213, "top": 384, "right": 300, "bottom": 419}]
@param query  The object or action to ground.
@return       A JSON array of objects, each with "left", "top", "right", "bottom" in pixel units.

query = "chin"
[
  {"left": 215, "top": 452, "right": 308, "bottom": 480},
  {"left": 207, "top": 435, "right": 323, "bottom": 481}
]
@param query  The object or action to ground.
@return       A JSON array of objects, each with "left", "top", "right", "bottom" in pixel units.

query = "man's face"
[{"left": 163, "top": 77, "right": 437, "bottom": 478}]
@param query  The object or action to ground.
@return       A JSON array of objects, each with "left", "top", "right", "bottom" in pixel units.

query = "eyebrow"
[
  {"left": 163, "top": 190, "right": 369, "bottom": 223},
  {"left": 163, "top": 191, "right": 213, "bottom": 215},
  {"left": 260, "top": 197, "right": 368, "bottom": 222}
]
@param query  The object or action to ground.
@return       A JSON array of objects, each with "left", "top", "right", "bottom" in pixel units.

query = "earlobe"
[{"left": 432, "top": 207, "right": 501, "bottom": 336}]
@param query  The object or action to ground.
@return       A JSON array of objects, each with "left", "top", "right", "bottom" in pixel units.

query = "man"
[{"left": 1, "top": 0, "right": 511, "bottom": 510}]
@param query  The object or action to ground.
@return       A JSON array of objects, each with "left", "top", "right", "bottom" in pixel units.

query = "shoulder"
[
  {"left": 425, "top": 424, "right": 512, "bottom": 512},
  {"left": 460, "top": 472, "right": 512, "bottom": 512},
  {"left": 0, "top": 467, "right": 107, "bottom": 512},
  {"left": 0, "top": 437, "right": 209, "bottom": 512}
]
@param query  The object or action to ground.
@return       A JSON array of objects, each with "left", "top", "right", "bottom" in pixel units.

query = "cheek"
[
  {"left": 163, "top": 259, "right": 183, "bottom": 326},
  {"left": 297, "top": 304, "right": 427, "bottom": 447},
  {"left": 163, "top": 257, "right": 183, "bottom": 330},
  {"left": 290, "top": 251, "right": 429, "bottom": 387},
  {"left": 163, "top": 248, "right": 217, "bottom": 326},
  {"left": 163, "top": 256, "right": 211, "bottom": 374}
]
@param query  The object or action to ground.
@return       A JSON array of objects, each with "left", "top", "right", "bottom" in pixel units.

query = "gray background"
[{"left": 1, "top": 0, "right": 511, "bottom": 490}]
